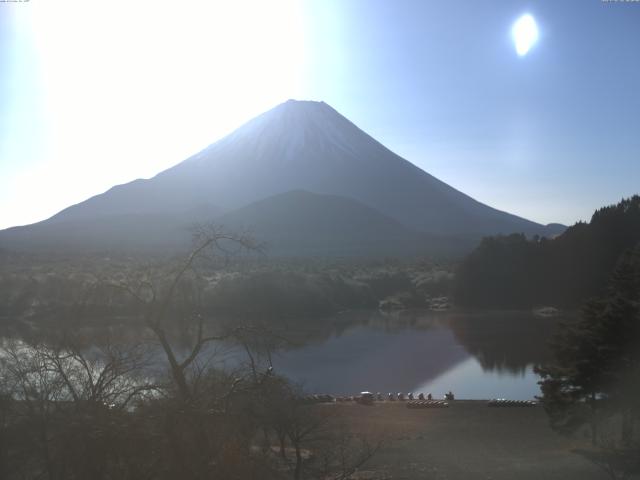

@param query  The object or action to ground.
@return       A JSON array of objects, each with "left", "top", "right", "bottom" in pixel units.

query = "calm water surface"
[
  {"left": 268, "top": 310, "right": 559, "bottom": 400},
  {"left": 2, "top": 309, "right": 561, "bottom": 401}
]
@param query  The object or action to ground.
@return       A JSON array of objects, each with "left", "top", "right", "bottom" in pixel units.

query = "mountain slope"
[
  {"left": 0, "top": 191, "right": 476, "bottom": 256},
  {"left": 0, "top": 208, "right": 215, "bottom": 253},
  {"left": 219, "top": 190, "right": 439, "bottom": 256},
  {"left": 48, "top": 100, "right": 552, "bottom": 235},
  {"left": 0, "top": 100, "right": 562, "bottom": 254}
]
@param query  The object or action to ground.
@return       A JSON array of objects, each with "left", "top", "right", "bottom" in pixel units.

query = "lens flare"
[{"left": 512, "top": 14, "right": 539, "bottom": 56}]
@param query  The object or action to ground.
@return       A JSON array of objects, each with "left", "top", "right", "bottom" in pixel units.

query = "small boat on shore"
[
  {"left": 406, "top": 400, "right": 449, "bottom": 409},
  {"left": 488, "top": 399, "right": 537, "bottom": 407}
]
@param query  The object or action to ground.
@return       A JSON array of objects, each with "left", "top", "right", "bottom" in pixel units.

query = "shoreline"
[{"left": 330, "top": 400, "right": 605, "bottom": 479}]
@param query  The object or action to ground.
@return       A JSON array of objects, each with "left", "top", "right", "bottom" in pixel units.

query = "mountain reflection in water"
[
  {"left": 270, "top": 310, "right": 559, "bottom": 400},
  {"left": 1, "top": 309, "right": 560, "bottom": 400}
]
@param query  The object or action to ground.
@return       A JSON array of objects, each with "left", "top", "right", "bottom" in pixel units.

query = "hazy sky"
[{"left": 1, "top": 0, "right": 639, "bottom": 229}]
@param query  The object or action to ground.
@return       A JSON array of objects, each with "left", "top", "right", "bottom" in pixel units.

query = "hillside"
[
  {"left": 0, "top": 100, "right": 562, "bottom": 255},
  {"left": 455, "top": 195, "right": 640, "bottom": 307},
  {"left": 219, "top": 190, "right": 474, "bottom": 256}
]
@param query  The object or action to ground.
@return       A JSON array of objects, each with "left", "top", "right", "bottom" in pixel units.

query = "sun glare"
[
  {"left": 512, "top": 14, "right": 538, "bottom": 57},
  {"left": 16, "top": 0, "right": 306, "bottom": 224}
]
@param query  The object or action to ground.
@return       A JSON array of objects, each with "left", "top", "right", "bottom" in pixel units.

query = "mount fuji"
[{"left": 0, "top": 100, "right": 563, "bottom": 256}]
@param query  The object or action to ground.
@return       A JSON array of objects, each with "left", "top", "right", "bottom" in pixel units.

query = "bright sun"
[
  {"left": 512, "top": 14, "right": 539, "bottom": 56},
  {"left": 7, "top": 0, "right": 307, "bottom": 228}
]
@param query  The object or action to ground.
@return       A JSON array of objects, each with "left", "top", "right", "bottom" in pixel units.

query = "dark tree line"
[
  {"left": 535, "top": 244, "right": 640, "bottom": 479},
  {"left": 1, "top": 251, "right": 452, "bottom": 330},
  {"left": 455, "top": 195, "right": 640, "bottom": 308}
]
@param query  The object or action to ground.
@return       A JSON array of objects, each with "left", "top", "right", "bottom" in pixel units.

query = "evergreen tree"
[
  {"left": 536, "top": 244, "right": 640, "bottom": 448},
  {"left": 456, "top": 195, "right": 640, "bottom": 308}
]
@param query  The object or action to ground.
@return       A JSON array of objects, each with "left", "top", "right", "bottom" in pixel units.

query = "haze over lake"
[
  {"left": 0, "top": 308, "right": 557, "bottom": 401},
  {"left": 270, "top": 310, "right": 557, "bottom": 400}
]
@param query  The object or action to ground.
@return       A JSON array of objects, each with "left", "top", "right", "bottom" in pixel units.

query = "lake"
[
  {"left": 1, "top": 309, "right": 562, "bottom": 401},
  {"left": 264, "top": 309, "right": 560, "bottom": 400}
]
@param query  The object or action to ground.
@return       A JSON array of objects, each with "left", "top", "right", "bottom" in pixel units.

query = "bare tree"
[
  {"left": 110, "top": 224, "right": 260, "bottom": 402},
  {"left": 104, "top": 225, "right": 279, "bottom": 478},
  {"left": 0, "top": 224, "right": 382, "bottom": 479},
  {"left": 0, "top": 335, "right": 157, "bottom": 480}
]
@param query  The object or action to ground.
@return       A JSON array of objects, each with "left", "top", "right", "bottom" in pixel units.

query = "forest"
[
  {"left": 455, "top": 196, "right": 640, "bottom": 308},
  {"left": 536, "top": 243, "right": 640, "bottom": 477}
]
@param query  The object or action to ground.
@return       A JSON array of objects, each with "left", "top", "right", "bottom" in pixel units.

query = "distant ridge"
[
  {"left": 0, "top": 100, "right": 564, "bottom": 255},
  {"left": 218, "top": 190, "right": 471, "bottom": 257}
]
